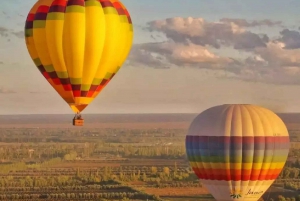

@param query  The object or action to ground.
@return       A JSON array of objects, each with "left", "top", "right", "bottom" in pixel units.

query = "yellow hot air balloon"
[
  {"left": 24, "top": 0, "right": 133, "bottom": 125},
  {"left": 185, "top": 104, "right": 290, "bottom": 201}
]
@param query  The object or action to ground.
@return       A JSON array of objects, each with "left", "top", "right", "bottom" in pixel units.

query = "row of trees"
[
  {"left": 0, "top": 191, "right": 160, "bottom": 200},
  {"left": 0, "top": 158, "right": 62, "bottom": 174},
  {"left": 0, "top": 164, "right": 195, "bottom": 188},
  {"left": 0, "top": 128, "right": 186, "bottom": 144}
]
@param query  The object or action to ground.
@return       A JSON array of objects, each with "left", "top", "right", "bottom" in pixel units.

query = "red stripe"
[
  {"left": 124, "top": 9, "right": 130, "bottom": 17},
  {"left": 73, "top": 90, "right": 81, "bottom": 97},
  {"left": 52, "top": 0, "right": 67, "bottom": 6},
  {"left": 63, "top": 84, "right": 72, "bottom": 91},
  {"left": 42, "top": 72, "right": 50, "bottom": 79},
  {"left": 37, "top": 5, "right": 50, "bottom": 13},
  {"left": 193, "top": 167, "right": 282, "bottom": 181},
  {"left": 52, "top": 78, "right": 61, "bottom": 85},
  {"left": 87, "top": 91, "right": 95, "bottom": 97},
  {"left": 113, "top": 2, "right": 122, "bottom": 8},
  {"left": 27, "top": 13, "right": 35, "bottom": 21}
]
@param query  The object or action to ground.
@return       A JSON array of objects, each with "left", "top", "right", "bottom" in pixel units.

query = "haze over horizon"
[{"left": 1, "top": 0, "right": 300, "bottom": 115}]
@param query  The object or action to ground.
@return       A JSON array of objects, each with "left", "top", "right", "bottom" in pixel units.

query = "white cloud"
[{"left": 127, "top": 17, "right": 300, "bottom": 85}]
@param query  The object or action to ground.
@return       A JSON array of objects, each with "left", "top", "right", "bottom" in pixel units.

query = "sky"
[{"left": 1, "top": 0, "right": 300, "bottom": 114}]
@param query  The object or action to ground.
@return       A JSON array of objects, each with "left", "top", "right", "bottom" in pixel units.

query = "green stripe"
[
  {"left": 129, "top": 24, "right": 133, "bottom": 32},
  {"left": 47, "top": 13, "right": 65, "bottom": 20},
  {"left": 44, "top": 65, "right": 55, "bottom": 72},
  {"left": 66, "top": 6, "right": 85, "bottom": 13},
  {"left": 81, "top": 84, "right": 91, "bottom": 91},
  {"left": 103, "top": 7, "right": 118, "bottom": 15},
  {"left": 33, "top": 20, "right": 46, "bottom": 28},
  {"left": 33, "top": 58, "right": 42, "bottom": 67},
  {"left": 25, "top": 29, "right": 33, "bottom": 37},
  {"left": 92, "top": 78, "right": 102, "bottom": 85},
  {"left": 119, "top": 15, "right": 128, "bottom": 23},
  {"left": 70, "top": 78, "right": 82, "bottom": 85},
  {"left": 56, "top": 71, "right": 69, "bottom": 78},
  {"left": 104, "top": 72, "right": 113, "bottom": 80},
  {"left": 85, "top": 0, "right": 101, "bottom": 7}
]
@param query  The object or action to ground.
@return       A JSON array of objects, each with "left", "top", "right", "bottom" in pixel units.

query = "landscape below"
[{"left": 0, "top": 113, "right": 299, "bottom": 201}]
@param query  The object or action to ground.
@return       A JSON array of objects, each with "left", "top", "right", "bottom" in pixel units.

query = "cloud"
[
  {"left": 128, "top": 42, "right": 234, "bottom": 69},
  {"left": 11, "top": 31, "right": 24, "bottom": 38},
  {"left": 0, "top": 26, "right": 23, "bottom": 38},
  {"left": 0, "top": 87, "right": 15, "bottom": 94},
  {"left": 146, "top": 17, "right": 269, "bottom": 50},
  {"left": 128, "top": 44, "right": 168, "bottom": 69},
  {"left": 127, "top": 16, "right": 300, "bottom": 85},
  {"left": 254, "top": 42, "right": 300, "bottom": 67},
  {"left": 0, "top": 27, "right": 9, "bottom": 37},
  {"left": 216, "top": 41, "right": 300, "bottom": 85},
  {"left": 219, "top": 18, "right": 282, "bottom": 27},
  {"left": 277, "top": 29, "right": 300, "bottom": 49}
]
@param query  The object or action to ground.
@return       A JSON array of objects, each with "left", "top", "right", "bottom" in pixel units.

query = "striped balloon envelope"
[
  {"left": 185, "top": 104, "right": 290, "bottom": 201},
  {"left": 24, "top": 0, "right": 133, "bottom": 113}
]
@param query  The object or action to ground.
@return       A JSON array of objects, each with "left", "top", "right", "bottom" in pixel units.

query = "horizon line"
[{"left": 0, "top": 112, "right": 299, "bottom": 116}]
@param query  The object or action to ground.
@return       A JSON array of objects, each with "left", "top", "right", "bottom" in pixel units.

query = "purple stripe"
[
  {"left": 100, "top": 1, "right": 114, "bottom": 7},
  {"left": 186, "top": 136, "right": 290, "bottom": 151},
  {"left": 187, "top": 136, "right": 290, "bottom": 144},
  {"left": 60, "top": 78, "right": 70, "bottom": 85},
  {"left": 128, "top": 16, "right": 132, "bottom": 24},
  {"left": 89, "top": 85, "right": 98, "bottom": 91},
  {"left": 25, "top": 21, "right": 33, "bottom": 29},
  {"left": 100, "top": 79, "right": 108, "bottom": 86},
  {"left": 72, "top": 84, "right": 81, "bottom": 91},
  {"left": 49, "top": 5, "right": 66, "bottom": 13},
  {"left": 67, "top": 0, "right": 84, "bottom": 6},
  {"left": 34, "top": 12, "right": 48, "bottom": 20},
  {"left": 81, "top": 91, "right": 88, "bottom": 96},
  {"left": 48, "top": 72, "right": 58, "bottom": 79},
  {"left": 116, "top": 8, "right": 126, "bottom": 15},
  {"left": 37, "top": 65, "right": 46, "bottom": 73}
]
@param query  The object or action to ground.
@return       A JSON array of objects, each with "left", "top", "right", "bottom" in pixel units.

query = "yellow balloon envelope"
[
  {"left": 185, "top": 104, "right": 290, "bottom": 201},
  {"left": 24, "top": 0, "right": 133, "bottom": 113}
]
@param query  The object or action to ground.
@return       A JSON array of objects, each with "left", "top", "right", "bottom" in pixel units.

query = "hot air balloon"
[
  {"left": 185, "top": 104, "right": 290, "bottom": 201},
  {"left": 24, "top": 0, "right": 133, "bottom": 126}
]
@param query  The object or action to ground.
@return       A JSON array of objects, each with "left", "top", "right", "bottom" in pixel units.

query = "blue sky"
[{"left": 1, "top": 0, "right": 300, "bottom": 114}]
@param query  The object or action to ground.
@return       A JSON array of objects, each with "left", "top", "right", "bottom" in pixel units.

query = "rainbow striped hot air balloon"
[
  {"left": 24, "top": 0, "right": 133, "bottom": 125},
  {"left": 185, "top": 104, "right": 290, "bottom": 201}
]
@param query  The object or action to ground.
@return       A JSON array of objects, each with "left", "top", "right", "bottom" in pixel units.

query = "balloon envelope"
[
  {"left": 185, "top": 104, "right": 290, "bottom": 201},
  {"left": 25, "top": 0, "right": 133, "bottom": 113}
]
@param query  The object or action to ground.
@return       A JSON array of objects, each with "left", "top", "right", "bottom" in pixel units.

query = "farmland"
[{"left": 0, "top": 113, "right": 300, "bottom": 200}]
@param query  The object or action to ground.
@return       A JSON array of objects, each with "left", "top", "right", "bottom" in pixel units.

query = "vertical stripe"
[
  {"left": 81, "top": 0, "right": 106, "bottom": 95},
  {"left": 63, "top": 0, "right": 85, "bottom": 97}
]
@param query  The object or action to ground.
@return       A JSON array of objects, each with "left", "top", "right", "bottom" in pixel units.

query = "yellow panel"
[
  {"left": 74, "top": 97, "right": 94, "bottom": 105},
  {"left": 25, "top": 37, "right": 39, "bottom": 60},
  {"left": 106, "top": 14, "right": 127, "bottom": 74},
  {"left": 63, "top": 12, "right": 85, "bottom": 81},
  {"left": 46, "top": 16, "right": 68, "bottom": 72},
  {"left": 33, "top": 29, "right": 52, "bottom": 66},
  {"left": 118, "top": 25, "right": 133, "bottom": 68},
  {"left": 94, "top": 12, "right": 121, "bottom": 79},
  {"left": 82, "top": 2, "right": 106, "bottom": 86}
]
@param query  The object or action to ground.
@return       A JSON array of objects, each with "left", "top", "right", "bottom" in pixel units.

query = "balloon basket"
[
  {"left": 73, "top": 113, "right": 84, "bottom": 126},
  {"left": 73, "top": 119, "right": 84, "bottom": 126}
]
